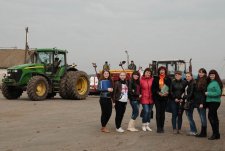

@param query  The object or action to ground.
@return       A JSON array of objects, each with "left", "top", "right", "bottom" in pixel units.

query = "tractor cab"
[
  {"left": 32, "top": 49, "right": 67, "bottom": 77},
  {"left": 150, "top": 59, "right": 192, "bottom": 79}
]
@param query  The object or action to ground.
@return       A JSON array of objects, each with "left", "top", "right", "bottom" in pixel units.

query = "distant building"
[
  {"left": 0, "top": 49, "right": 29, "bottom": 68},
  {"left": 0, "top": 48, "right": 31, "bottom": 88}
]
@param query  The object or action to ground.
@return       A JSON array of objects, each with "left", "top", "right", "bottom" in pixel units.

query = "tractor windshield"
[
  {"left": 37, "top": 52, "right": 53, "bottom": 65},
  {"left": 177, "top": 62, "right": 186, "bottom": 72}
]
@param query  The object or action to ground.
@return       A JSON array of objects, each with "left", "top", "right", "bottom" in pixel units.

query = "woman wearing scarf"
[{"left": 152, "top": 66, "right": 171, "bottom": 133}]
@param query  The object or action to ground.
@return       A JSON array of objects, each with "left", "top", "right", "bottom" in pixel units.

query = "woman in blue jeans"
[
  {"left": 194, "top": 68, "right": 207, "bottom": 137},
  {"left": 140, "top": 68, "right": 154, "bottom": 132},
  {"left": 170, "top": 71, "right": 186, "bottom": 134},
  {"left": 183, "top": 72, "right": 197, "bottom": 136},
  {"left": 127, "top": 71, "right": 141, "bottom": 131}
]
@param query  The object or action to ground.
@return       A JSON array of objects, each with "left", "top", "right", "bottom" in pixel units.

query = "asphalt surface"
[{"left": 0, "top": 92, "right": 225, "bottom": 151}]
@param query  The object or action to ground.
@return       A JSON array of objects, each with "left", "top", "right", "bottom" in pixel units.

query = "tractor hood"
[{"left": 8, "top": 64, "right": 44, "bottom": 70}]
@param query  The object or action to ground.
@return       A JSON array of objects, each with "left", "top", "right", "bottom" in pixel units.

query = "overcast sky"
[{"left": 0, "top": 0, "right": 225, "bottom": 78}]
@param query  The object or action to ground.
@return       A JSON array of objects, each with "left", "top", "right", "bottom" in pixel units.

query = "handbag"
[{"left": 183, "top": 101, "right": 191, "bottom": 110}]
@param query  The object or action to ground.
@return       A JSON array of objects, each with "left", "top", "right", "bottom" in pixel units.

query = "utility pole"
[
  {"left": 125, "top": 50, "right": 129, "bottom": 69},
  {"left": 24, "top": 27, "right": 29, "bottom": 63}
]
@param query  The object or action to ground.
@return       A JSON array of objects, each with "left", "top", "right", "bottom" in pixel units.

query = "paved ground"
[{"left": 0, "top": 92, "right": 225, "bottom": 151}]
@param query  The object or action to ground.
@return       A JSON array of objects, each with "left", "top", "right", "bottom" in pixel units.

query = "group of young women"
[{"left": 98, "top": 67, "right": 223, "bottom": 140}]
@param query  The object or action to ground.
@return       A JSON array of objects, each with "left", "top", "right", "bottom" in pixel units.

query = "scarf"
[{"left": 159, "top": 74, "right": 165, "bottom": 89}]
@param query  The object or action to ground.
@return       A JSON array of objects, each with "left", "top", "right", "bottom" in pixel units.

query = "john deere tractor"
[{"left": 1, "top": 48, "right": 90, "bottom": 101}]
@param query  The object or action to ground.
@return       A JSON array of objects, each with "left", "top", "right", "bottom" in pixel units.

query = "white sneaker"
[{"left": 116, "top": 127, "right": 125, "bottom": 133}]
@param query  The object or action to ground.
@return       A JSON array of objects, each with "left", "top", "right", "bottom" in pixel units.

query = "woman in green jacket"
[{"left": 206, "top": 70, "right": 223, "bottom": 140}]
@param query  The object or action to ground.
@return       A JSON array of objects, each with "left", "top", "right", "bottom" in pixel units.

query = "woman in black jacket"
[
  {"left": 127, "top": 71, "right": 141, "bottom": 132},
  {"left": 183, "top": 72, "right": 197, "bottom": 136},
  {"left": 152, "top": 66, "right": 171, "bottom": 133},
  {"left": 170, "top": 71, "right": 186, "bottom": 134},
  {"left": 194, "top": 68, "right": 207, "bottom": 137}
]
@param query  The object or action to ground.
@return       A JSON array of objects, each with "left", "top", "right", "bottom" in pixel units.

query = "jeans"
[
  {"left": 197, "top": 107, "right": 207, "bottom": 127},
  {"left": 115, "top": 101, "right": 127, "bottom": 129},
  {"left": 130, "top": 100, "right": 140, "bottom": 120},
  {"left": 185, "top": 103, "right": 197, "bottom": 133},
  {"left": 99, "top": 97, "right": 112, "bottom": 127},
  {"left": 207, "top": 102, "right": 220, "bottom": 135},
  {"left": 142, "top": 104, "right": 153, "bottom": 123},
  {"left": 171, "top": 101, "right": 184, "bottom": 130}
]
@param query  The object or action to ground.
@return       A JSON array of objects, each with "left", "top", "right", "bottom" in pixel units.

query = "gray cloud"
[{"left": 0, "top": 0, "right": 225, "bottom": 77}]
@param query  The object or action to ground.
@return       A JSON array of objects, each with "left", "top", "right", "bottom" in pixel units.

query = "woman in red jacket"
[{"left": 140, "top": 68, "right": 154, "bottom": 131}]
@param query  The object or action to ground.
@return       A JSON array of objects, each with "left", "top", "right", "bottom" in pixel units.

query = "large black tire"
[
  {"left": 59, "top": 74, "right": 69, "bottom": 99},
  {"left": 66, "top": 71, "right": 90, "bottom": 100},
  {"left": 1, "top": 83, "right": 23, "bottom": 99},
  {"left": 27, "top": 76, "right": 49, "bottom": 101}
]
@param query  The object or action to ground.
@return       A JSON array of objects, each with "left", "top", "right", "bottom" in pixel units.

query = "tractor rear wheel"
[
  {"left": 27, "top": 76, "right": 49, "bottom": 101},
  {"left": 66, "top": 71, "right": 90, "bottom": 100},
  {"left": 59, "top": 74, "right": 69, "bottom": 99},
  {"left": 1, "top": 83, "right": 23, "bottom": 99}
]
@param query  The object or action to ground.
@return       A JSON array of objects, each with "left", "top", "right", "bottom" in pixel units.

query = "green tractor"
[{"left": 1, "top": 48, "right": 90, "bottom": 101}]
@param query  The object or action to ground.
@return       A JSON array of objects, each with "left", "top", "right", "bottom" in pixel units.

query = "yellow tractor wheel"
[
  {"left": 27, "top": 76, "right": 49, "bottom": 101},
  {"left": 65, "top": 71, "right": 90, "bottom": 100}
]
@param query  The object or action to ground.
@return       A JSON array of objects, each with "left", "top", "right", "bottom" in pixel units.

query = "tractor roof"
[
  {"left": 154, "top": 60, "right": 186, "bottom": 64},
  {"left": 36, "top": 48, "right": 67, "bottom": 53}
]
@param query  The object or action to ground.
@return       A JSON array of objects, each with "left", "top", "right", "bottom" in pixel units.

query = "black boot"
[
  {"left": 208, "top": 134, "right": 220, "bottom": 140},
  {"left": 196, "top": 126, "right": 207, "bottom": 137}
]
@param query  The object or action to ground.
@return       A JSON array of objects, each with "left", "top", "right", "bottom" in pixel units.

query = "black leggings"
[
  {"left": 99, "top": 97, "right": 112, "bottom": 127},
  {"left": 155, "top": 100, "right": 167, "bottom": 129},
  {"left": 115, "top": 101, "right": 127, "bottom": 129},
  {"left": 207, "top": 102, "right": 220, "bottom": 135}
]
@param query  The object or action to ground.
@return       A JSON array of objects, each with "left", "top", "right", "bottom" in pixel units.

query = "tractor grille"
[{"left": 8, "top": 69, "right": 22, "bottom": 82}]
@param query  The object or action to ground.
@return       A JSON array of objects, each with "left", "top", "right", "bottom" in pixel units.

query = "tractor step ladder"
[{"left": 53, "top": 80, "right": 60, "bottom": 92}]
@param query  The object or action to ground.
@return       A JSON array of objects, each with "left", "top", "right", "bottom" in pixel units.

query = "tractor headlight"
[{"left": 12, "top": 69, "right": 18, "bottom": 72}]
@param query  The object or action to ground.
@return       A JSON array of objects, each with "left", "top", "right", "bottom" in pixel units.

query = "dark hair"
[
  {"left": 99, "top": 70, "right": 112, "bottom": 81},
  {"left": 197, "top": 68, "right": 207, "bottom": 90},
  {"left": 185, "top": 72, "right": 193, "bottom": 76},
  {"left": 143, "top": 68, "right": 152, "bottom": 77},
  {"left": 175, "top": 71, "right": 182, "bottom": 75},
  {"left": 207, "top": 69, "right": 223, "bottom": 91},
  {"left": 158, "top": 66, "right": 167, "bottom": 75},
  {"left": 131, "top": 71, "right": 140, "bottom": 81},
  {"left": 130, "top": 71, "right": 140, "bottom": 88}
]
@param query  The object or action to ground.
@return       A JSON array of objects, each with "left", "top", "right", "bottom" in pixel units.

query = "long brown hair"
[
  {"left": 197, "top": 68, "right": 207, "bottom": 90},
  {"left": 207, "top": 69, "right": 223, "bottom": 91},
  {"left": 99, "top": 70, "right": 112, "bottom": 81}
]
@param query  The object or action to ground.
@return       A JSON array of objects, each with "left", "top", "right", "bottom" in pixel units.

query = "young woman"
[
  {"left": 183, "top": 72, "right": 197, "bottom": 136},
  {"left": 194, "top": 68, "right": 208, "bottom": 137},
  {"left": 152, "top": 66, "right": 171, "bottom": 133},
  {"left": 206, "top": 70, "right": 223, "bottom": 140},
  {"left": 98, "top": 70, "right": 113, "bottom": 133},
  {"left": 170, "top": 71, "right": 186, "bottom": 134},
  {"left": 127, "top": 71, "right": 141, "bottom": 132},
  {"left": 113, "top": 72, "right": 129, "bottom": 133},
  {"left": 140, "top": 68, "right": 154, "bottom": 132}
]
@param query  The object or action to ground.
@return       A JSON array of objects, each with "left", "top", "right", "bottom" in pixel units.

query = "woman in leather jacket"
[
  {"left": 183, "top": 72, "right": 197, "bottom": 136},
  {"left": 170, "top": 71, "right": 186, "bottom": 134}
]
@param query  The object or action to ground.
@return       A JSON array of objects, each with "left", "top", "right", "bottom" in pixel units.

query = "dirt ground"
[{"left": 0, "top": 93, "right": 225, "bottom": 151}]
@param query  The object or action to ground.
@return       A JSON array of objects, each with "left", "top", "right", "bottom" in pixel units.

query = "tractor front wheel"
[
  {"left": 27, "top": 76, "right": 49, "bottom": 101},
  {"left": 1, "top": 83, "right": 23, "bottom": 99}
]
